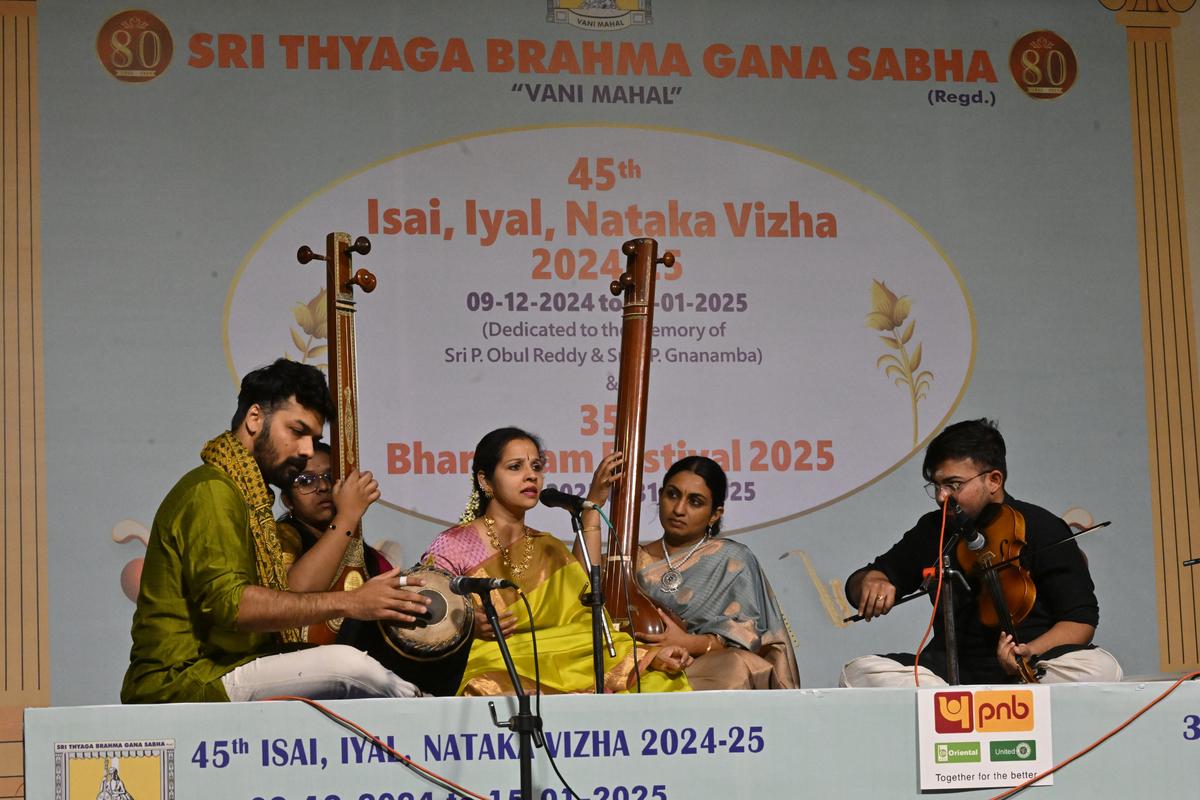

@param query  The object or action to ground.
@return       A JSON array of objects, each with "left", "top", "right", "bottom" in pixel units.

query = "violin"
[{"left": 955, "top": 503, "right": 1041, "bottom": 683}]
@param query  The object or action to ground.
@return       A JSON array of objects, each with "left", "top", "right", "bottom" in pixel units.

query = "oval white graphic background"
[{"left": 227, "top": 126, "right": 973, "bottom": 533}]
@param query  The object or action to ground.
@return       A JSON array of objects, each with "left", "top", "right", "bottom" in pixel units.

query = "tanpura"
[
  {"left": 602, "top": 238, "right": 676, "bottom": 637},
  {"left": 296, "top": 233, "right": 376, "bottom": 644}
]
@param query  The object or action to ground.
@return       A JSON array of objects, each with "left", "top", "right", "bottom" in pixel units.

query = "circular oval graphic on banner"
[{"left": 226, "top": 126, "right": 974, "bottom": 533}]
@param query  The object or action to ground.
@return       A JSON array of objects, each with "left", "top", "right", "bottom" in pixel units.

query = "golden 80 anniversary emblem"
[
  {"left": 1009, "top": 30, "right": 1077, "bottom": 100},
  {"left": 96, "top": 10, "right": 173, "bottom": 83}
]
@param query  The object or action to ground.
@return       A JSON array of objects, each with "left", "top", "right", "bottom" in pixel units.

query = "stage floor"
[{"left": 24, "top": 680, "right": 1200, "bottom": 799}]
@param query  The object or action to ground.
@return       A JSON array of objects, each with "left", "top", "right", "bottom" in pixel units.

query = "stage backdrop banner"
[{"left": 36, "top": 1, "right": 1159, "bottom": 702}]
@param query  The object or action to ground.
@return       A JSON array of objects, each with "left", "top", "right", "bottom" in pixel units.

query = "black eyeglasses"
[
  {"left": 923, "top": 470, "right": 990, "bottom": 501},
  {"left": 292, "top": 471, "right": 334, "bottom": 495}
]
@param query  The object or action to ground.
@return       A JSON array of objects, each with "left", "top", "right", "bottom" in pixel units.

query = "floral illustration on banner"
[
  {"left": 289, "top": 287, "right": 329, "bottom": 369},
  {"left": 866, "top": 280, "right": 934, "bottom": 446}
]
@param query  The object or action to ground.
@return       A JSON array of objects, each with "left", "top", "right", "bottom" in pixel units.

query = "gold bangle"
[{"left": 703, "top": 635, "right": 718, "bottom": 655}]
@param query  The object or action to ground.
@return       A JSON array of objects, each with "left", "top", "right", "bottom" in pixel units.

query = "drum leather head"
[{"left": 413, "top": 588, "right": 447, "bottom": 627}]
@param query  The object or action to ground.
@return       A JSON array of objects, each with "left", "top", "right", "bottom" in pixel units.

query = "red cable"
[
  {"left": 263, "top": 695, "right": 491, "bottom": 800},
  {"left": 985, "top": 671, "right": 1200, "bottom": 799}
]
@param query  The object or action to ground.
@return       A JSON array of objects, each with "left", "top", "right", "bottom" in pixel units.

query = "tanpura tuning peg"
[
  {"left": 297, "top": 245, "right": 326, "bottom": 265},
  {"left": 348, "top": 236, "right": 372, "bottom": 256},
  {"left": 610, "top": 273, "right": 634, "bottom": 296},
  {"left": 657, "top": 251, "right": 675, "bottom": 268},
  {"left": 621, "top": 240, "right": 638, "bottom": 257},
  {"left": 349, "top": 268, "right": 377, "bottom": 293}
]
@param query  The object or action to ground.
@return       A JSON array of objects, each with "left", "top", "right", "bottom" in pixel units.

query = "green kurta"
[{"left": 121, "top": 465, "right": 283, "bottom": 702}]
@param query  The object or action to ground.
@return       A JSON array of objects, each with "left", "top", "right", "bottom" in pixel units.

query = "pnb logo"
[
  {"left": 933, "top": 691, "right": 974, "bottom": 733},
  {"left": 975, "top": 690, "right": 1035, "bottom": 732},
  {"left": 934, "top": 690, "right": 1036, "bottom": 733}
]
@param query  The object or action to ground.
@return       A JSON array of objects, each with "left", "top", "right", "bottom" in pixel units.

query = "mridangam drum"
[{"left": 379, "top": 566, "right": 474, "bottom": 660}]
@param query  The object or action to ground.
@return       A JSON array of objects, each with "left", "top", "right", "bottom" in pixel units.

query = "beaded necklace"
[{"left": 659, "top": 534, "right": 709, "bottom": 593}]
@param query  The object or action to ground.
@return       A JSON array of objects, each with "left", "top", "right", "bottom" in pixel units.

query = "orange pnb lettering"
[{"left": 975, "top": 690, "right": 1035, "bottom": 732}]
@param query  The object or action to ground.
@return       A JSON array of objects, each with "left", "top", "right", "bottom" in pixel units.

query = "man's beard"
[{"left": 253, "top": 424, "right": 308, "bottom": 488}]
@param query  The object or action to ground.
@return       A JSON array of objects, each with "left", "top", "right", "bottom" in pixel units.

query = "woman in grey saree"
[{"left": 634, "top": 456, "right": 800, "bottom": 690}]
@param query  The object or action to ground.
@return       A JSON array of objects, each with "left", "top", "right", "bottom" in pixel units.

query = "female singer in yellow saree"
[{"left": 424, "top": 427, "right": 691, "bottom": 695}]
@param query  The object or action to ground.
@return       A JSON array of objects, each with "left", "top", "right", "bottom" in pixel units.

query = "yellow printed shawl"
[{"left": 200, "top": 431, "right": 302, "bottom": 644}]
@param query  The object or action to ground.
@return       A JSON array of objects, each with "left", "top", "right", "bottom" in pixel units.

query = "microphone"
[
  {"left": 449, "top": 575, "right": 517, "bottom": 596},
  {"left": 949, "top": 501, "right": 989, "bottom": 551},
  {"left": 963, "top": 526, "right": 987, "bottom": 552},
  {"left": 539, "top": 487, "right": 599, "bottom": 514}
]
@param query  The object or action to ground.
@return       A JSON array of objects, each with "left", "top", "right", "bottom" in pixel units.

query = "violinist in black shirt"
[{"left": 840, "top": 419, "right": 1122, "bottom": 686}]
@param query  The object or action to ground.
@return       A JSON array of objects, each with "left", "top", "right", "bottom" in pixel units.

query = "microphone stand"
[
  {"left": 570, "top": 509, "right": 617, "bottom": 694},
  {"left": 482, "top": 592, "right": 540, "bottom": 800},
  {"left": 937, "top": 531, "right": 971, "bottom": 685}
]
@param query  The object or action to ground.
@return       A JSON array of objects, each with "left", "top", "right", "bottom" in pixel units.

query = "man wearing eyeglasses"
[
  {"left": 122, "top": 359, "right": 429, "bottom": 703},
  {"left": 839, "top": 418, "right": 1121, "bottom": 686}
]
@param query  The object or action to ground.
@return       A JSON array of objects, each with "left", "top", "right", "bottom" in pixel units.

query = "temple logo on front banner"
[
  {"left": 54, "top": 740, "right": 175, "bottom": 800},
  {"left": 547, "top": 0, "right": 652, "bottom": 29}
]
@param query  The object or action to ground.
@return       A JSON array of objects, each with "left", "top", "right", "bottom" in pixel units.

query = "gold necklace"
[{"left": 483, "top": 516, "right": 534, "bottom": 578}]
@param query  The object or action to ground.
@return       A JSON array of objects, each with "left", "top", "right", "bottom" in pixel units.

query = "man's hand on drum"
[
  {"left": 348, "top": 568, "right": 430, "bottom": 622},
  {"left": 473, "top": 603, "right": 517, "bottom": 641}
]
